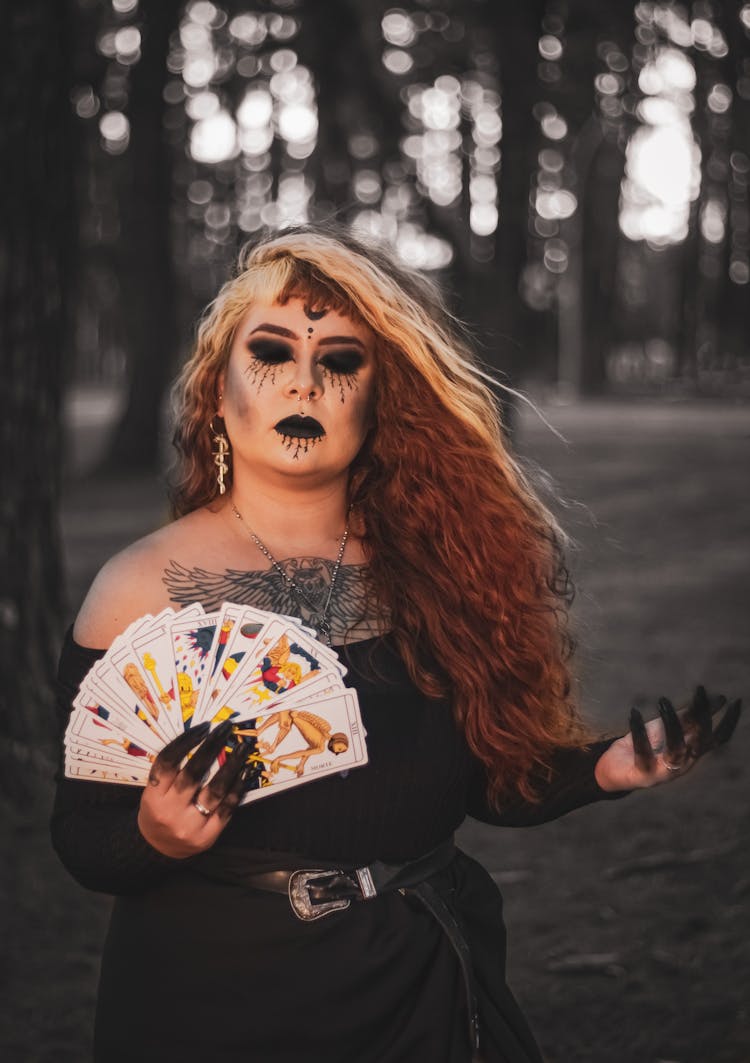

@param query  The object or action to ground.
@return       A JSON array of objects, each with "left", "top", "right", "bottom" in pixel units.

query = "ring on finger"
[
  {"left": 661, "top": 757, "right": 683, "bottom": 774},
  {"left": 193, "top": 799, "right": 214, "bottom": 817}
]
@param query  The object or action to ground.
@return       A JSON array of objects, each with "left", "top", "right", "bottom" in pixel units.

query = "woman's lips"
[{"left": 274, "top": 415, "right": 325, "bottom": 439}]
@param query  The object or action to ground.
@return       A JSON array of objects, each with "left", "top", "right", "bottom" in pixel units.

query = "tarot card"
[
  {"left": 94, "top": 647, "right": 173, "bottom": 746},
  {"left": 65, "top": 743, "right": 152, "bottom": 781},
  {"left": 255, "top": 668, "right": 346, "bottom": 715},
  {"left": 194, "top": 606, "right": 289, "bottom": 724},
  {"left": 108, "top": 638, "right": 173, "bottom": 738},
  {"left": 65, "top": 738, "right": 151, "bottom": 776},
  {"left": 168, "top": 609, "right": 229, "bottom": 731},
  {"left": 76, "top": 670, "right": 165, "bottom": 755},
  {"left": 216, "top": 618, "right": 342, "bottom": 720},
  {"left": 191, "top": 603, "right": 262, "bottom": 726},
  {"left": 65, "top": 725, "right": 146, "bottom": 770},
  {"left": 132, "top": 623, "right": 182, "bottom": 736},
  {"left": 64, "top": 759, "right": 150, "bottom": 785},
  {"left": 125, "top": 603, "right": 206, "bottom": 738},
  {"left": 65, "top": 703, "right": 156, "bottom": 771},
  {"left": 65, "top": 689, "right": 155, "bottom": 782},
  {"left": 228, "top": 689, "right": 368, "bottom": 805}
]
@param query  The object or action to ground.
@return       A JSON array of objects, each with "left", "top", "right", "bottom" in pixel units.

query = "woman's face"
[{"left": 219, "top": 297, "right": 376, "bottom": 486}]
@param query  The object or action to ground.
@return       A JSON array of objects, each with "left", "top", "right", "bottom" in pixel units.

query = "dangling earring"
[{"left": 210, "top": 416, "right": 230, "bottom": 495}]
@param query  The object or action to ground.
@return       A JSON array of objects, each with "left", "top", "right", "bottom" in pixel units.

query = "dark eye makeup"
[
  {"left": 247, "top": 340, "right": 364, "bottom": 376},
  {"left": 247, "top": 339, "right": 292, "bottom": 364},
  {"left": 319, "top": 350, "right": 364, "bottom": 376}
]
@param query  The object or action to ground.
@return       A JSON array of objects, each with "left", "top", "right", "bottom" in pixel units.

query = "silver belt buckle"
[
  {"left": 288, "top": 869, "right": 350, "bottom": 922},
  {"left": 355, "top": 865, "right": 377, "bottom": 899}
]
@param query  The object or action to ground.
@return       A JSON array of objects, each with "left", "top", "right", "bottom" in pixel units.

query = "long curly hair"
[{"left": 170, "top": 224, "right": 591, "bottom": 806}]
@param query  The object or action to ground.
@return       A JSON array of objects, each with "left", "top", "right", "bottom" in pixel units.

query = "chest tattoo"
[{"left": 162, "top": 559, "right": 388, "bottom": 643}]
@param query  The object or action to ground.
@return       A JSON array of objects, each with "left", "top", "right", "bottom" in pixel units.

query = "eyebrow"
[
  {"left": 249, "top": 324, "right": 298, "bottom": 339},
  {"left": 316, "top": 335, "right": 366, "bottom": 350},
  {"left": 248, "top": 325, "right": 366, "bottom": 351}
]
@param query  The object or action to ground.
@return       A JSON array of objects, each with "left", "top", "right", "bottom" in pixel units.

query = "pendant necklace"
[{"left": 231, "top": 501, "right": 349, "bottom": 647}]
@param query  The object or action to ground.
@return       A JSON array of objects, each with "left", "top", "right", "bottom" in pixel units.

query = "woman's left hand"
[{"left": 594, "top": 685, "right": 742, "bottom": 792}]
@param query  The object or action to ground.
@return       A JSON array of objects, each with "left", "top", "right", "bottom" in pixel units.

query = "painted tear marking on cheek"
[
  {"left": 245, "top": 361, "right": 279, "bottom": 393},
  {"left": 321, "top": 367, "right": 360, "bottom": 404}
]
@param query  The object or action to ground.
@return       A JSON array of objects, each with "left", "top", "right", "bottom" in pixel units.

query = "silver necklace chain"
[{"left": 231, "top": 501, "right": 349, "bottom": 646}]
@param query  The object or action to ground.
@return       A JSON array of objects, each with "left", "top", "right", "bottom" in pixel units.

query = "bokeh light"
[
  {"left": 707, "top": 83, "right": 732, "bottom": 115},
  {"left": 185, "top": 91, "right": 220, "bottom": 121},
  {"left": 113, "top": 26, "right": 141, "bottom": 64},
  {"left": 540, "top": 111, "right": 567, "bottom": 140},
  {"left": 73, "top": 86, "right": 100, "bottom": 119},
  {"left": 229, "top": 13, "right": 266, "bottom": 45},
  {"left": 278, "top": 103, "right": 318, "bottom": 144},
  {"left": 621, "top": 44, "right": 700, "bottom": 246},
  {"left": 99, "top": 111, "right": 130, "bottom": 154},
  {"left": 382, "top": 9, "right": 417, "bottom": 47},
  {"left": 638, "top": 46, "right": 695, "bottom": 96},
  {"left": 700, "top": 199, "right": 726, "bottom": 244},
  {"left": 538, "top": 35, "right": 563, "bottom": 61},
  {"left": 190, "top": 110, "right": 237, "bottom": 164},
  {"left": 383, "top": 49, "right": 413, "bottom": 75},
  {"left": 237, "top": 88, "right": 273, "bottom": 128}
]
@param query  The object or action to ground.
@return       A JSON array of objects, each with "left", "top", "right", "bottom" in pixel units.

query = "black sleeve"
[
  {"left": 49, "top": 629, "right": 185, "bottom": 895},
  {"left": 467, "top": 737, "right": 631, "bottom": 827}
]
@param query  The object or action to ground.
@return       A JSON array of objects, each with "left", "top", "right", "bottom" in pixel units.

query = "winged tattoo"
[{"left": 162, "top": 559, "right": 388, "bottom": 643}]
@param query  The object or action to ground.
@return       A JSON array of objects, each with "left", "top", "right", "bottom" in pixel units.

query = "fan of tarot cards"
[{"left": 64, "top": 602, "right": 368, "bottom": 804}]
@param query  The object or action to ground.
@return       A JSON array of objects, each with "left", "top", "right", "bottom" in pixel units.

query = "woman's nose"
[{"left": 284, "top": 361, "right": 322, "bottom": 402}]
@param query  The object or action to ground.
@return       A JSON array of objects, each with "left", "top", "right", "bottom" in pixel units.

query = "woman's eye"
[
  {"left": 248, "top": 340, "right": 292, "bottom": 364},
  {"left": 320, "top": 351, "right": 364, "bottom": 376}
]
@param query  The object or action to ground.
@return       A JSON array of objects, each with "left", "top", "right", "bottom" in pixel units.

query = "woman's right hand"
[{"left": 137, "top": 720, "right": 247, "bottom": 858}]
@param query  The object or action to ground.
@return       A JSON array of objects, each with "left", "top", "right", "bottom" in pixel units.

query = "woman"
[{"left": 52, "top": 226, "right": 740, "bottom": 1063}]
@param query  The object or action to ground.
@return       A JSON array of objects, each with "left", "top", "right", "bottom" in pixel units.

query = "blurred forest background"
[
  {"left": 4, "top": 0, "right": 750, "bottom": 757},
  {"left": 1, "top": 2, "right": 749, "bottom": 1061}
]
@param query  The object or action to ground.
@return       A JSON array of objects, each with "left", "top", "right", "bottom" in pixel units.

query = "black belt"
[{"left": 241, "top": 836, "right": 457, "bottom": 921}]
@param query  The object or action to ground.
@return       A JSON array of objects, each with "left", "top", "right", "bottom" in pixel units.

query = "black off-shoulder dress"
[{"left": 51, "top": 629, "right": 626, "bottom": 1063}]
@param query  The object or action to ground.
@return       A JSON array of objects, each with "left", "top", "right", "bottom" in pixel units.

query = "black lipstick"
[{"left": 274, "top": 415, "right": 325, "bottom": 439}]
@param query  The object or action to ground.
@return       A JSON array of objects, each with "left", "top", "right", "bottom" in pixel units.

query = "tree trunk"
[
  {"left": 0, "top": 0, "right": 75, "bottom": 789},
  {"left": 579, "top": 133, "right": 627, "bottom": 393},
  {"left": 716, "top": 0, "right": 750, "bottom": 370},
  {"left": 569, "top": 2, "right": 633, "bottom": 395},
  {"left": 103, "top": 0, "right": 183, "bottom": 471},
  {"left": 477, "top": 2, "right": 546, "bottom": 428}
]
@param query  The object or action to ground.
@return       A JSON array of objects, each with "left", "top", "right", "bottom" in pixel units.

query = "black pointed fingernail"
[
  {"left": 158, "top": 723, "right": 210, "bottom": 766},
  {"left": 714, "top": 699, "right": 742, "bottom": 745},
  {"left": 210, "top": 719, "right": 234, "bottom": 741},
  {"left": 658, "top": 697, "right": 686, "bottom": 754},
  {"left": 222, "top": 740, "right": 250, "bottom": 776},
  {"left": 688, "top": 686, "right": 712, "bottom": 727},
  {"left": 683, "top": 686, "right": 713, "bottom": 755},
  {"left": 630, "top": 707, "right": 656, "bottom": 772},
  {"left": 205, "top": 741, "right": 248, "bottom": 796},
  {"left": 182, "top": 719, "right": 236, "bottom": 781}
]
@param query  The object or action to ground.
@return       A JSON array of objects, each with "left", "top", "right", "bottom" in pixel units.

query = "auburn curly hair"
[{"left": 170, "top": 224, "right": 592, "bottom": 807}]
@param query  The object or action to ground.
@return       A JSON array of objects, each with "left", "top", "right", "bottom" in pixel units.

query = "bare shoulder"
[{"left": 73, "top": 508, "right": 218, "bottom": 650}]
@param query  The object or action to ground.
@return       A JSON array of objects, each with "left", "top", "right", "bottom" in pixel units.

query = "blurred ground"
[{"left": 3, "top": 394, "right": 748, "bottom": 1062}]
